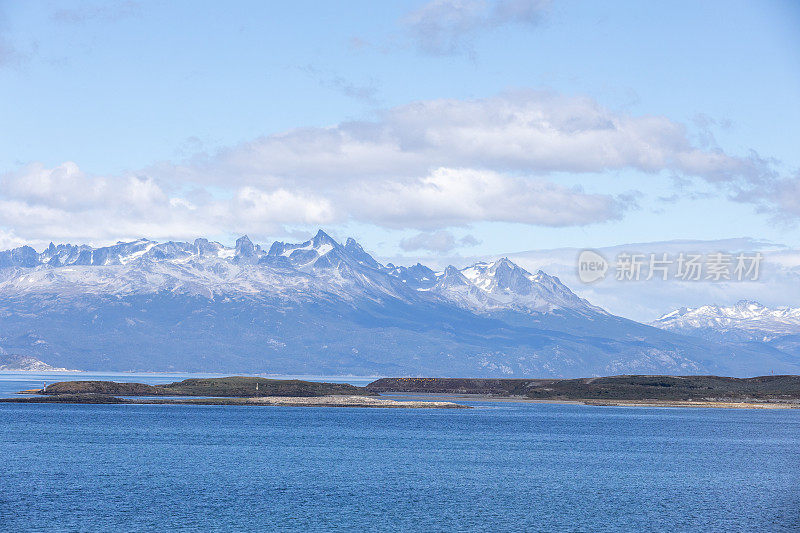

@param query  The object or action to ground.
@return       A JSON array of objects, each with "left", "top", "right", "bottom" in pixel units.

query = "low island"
[
  {"left": 367, "top": 375, "right": 800, "bottom": 409},
  {"left": 5, "top": 376, "right": 468, "bottom": 409},
  {"left": 6, "top": 374, "right": 800, "bottom": 409}
]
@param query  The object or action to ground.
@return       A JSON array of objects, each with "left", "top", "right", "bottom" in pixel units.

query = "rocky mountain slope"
[{"left": 0, "top": 231, "right": 797, "bottom": 377}]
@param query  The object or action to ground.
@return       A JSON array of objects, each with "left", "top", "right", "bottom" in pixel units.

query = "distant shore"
[
  {"left": 3, "top": 376, "right": 470, "bottom": 409},
  {"left": 1, "top": 393, "right": 468, "bottom": 409},
  {"left": 382, "top": 393, "right": 799, "bottom": 409},
  {"left": 6, "top": 374, "right": 800, "bottom": 411},
  {"left": 8, "top": 392, "right": 795, "bottom": 410},
  {"left": 370, "top": 375, "right": 800, "bottom": 409}
]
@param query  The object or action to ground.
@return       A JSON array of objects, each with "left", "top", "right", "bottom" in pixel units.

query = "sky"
[{"left": 1, "top": 0, "right": 799, "bottom": 261}]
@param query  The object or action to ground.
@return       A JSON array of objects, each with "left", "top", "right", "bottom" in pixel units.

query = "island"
[
  {"left": 3, "top": 376, "right": 467, "bottom": 409},
  {"left": 6, "top": 374, "right": 800, "bottom": 409},
  {"left": 367, "top": 375, "right": 800, "bottom": 409}
]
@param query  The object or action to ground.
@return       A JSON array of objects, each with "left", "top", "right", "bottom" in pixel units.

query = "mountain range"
[
  {"left": 652, "top": 301, "right": 800, "bottom": 361},
  {"left": 0, "top": 230, "right": 798, "bottom": 377}
]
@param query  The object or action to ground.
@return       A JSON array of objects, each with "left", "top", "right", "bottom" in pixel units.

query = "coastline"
[
  {"left": 7, "top": 374, "right": 800, "bottom": 410},
  {"left": 0, "top": 393, "right": 469, "bottom": 409},
  {"left": 579, "top": 399, "right": 799, "bottom": 409},
  {"left": 381, "top": 393, "right": 800, "bottom": 409}
]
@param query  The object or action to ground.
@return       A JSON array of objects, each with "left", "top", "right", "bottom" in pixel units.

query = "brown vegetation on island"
[{"left": 366, "top": 375, "right": 800, "bottom": 403}]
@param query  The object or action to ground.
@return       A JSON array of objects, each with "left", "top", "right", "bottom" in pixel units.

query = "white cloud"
[
  {"left": 402, "top": 0, "right": 550, "bottom": 55},
  {"left": 0, "top": 162, "right": 339, "bottom": 242},
  {"left": 0, "top": 162, "right": 619, "bottom": 243},
  {"left": 231, "top": 187, "right": 337, "bottom": 226},
  {"left": 400, "top": 229, "right": 482, "bottom": 252},
  {"left": 0, "top": 228, "right": 27, "bottom": 250},
  {"left": 163, "top": 91, "right": 767, "bottom": 189},
  {"left": 351, "top": 167, "right": 625, "bottom": 228},
  {"left": 738, "top": 172, "right": 800, "bottom": 222},
  {"left": 401, "top": 230, "right": 458, "bottom": 252},
  {"left": 1, "top": 90, "right": 789, "bottom": 244}
]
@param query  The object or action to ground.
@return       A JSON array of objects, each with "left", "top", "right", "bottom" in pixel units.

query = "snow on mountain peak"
[
  {"left": 235, "top": 235, "right": 257, "bottom": 257},
  {"left": 653, "top": 301, "right": 800, "bottom": 340},
  {"left": 344, "top": 237, "right": 381, "bottom": 269},
  {"left": 733, "top": 299, "right": 765, "bottom": 312},
  {"left": 441, "top": 257, "right": 604, "bottom": 315},
  {"left": 266, "top": 230, "right": 346, "bottom": 271},
  {"left": 312, "top": 229, "right": 337, "bottom": 245},
  {"left": 0, "top": 231, "right": 603, "bottom": 316},
  {"left": 436, "top": 265, "right": 471, "bottom": 288}
]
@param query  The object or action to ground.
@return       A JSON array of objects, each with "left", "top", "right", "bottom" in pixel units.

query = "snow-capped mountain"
[
  {"left": 0, "top": 351, "right": 72, "bottom": 372},
  {"left": 0, "top": 230, "right": 600, "bottom": 315},
  {"left": 457, "top": 258, "right": 603, "bottom": 315},
  {"left": 653, "top": 300, "right": 800, "bottom": 342},
  {"left": 0, "top": 231, "right": 408, "bottom": 303},
  {"left": 0, "top": 231, "right": 797, "bottom": 377},
  {"left": 384, "top": 257, "right": 600, "bottom": 315}
]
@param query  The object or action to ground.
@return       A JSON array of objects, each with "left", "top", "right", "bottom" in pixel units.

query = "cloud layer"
[
  {"left": 166, "top": 91, "right": 767, "bottom": 187},
  {"left": 0, "top": 162, "right": 337, "bottom": 242},
  {"left": 0, "top": 90, "right": 791, "bottom": 246},
  {"left": 0, "top": 162, "right": 621, "bottom": 243},
  {"left": 400, "top": 229, "right": 481, "bottom": 252}
]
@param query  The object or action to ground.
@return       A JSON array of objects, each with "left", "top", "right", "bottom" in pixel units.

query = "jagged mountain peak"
[
  {"left": 0, "top": 231, "right": 602, "bottom": 316},
  {"left": 266, "top": 230, "right": 346, "bottom": 271},
  {"left": 462, "top": 258, "right": 532, "bottom": 292},
  {"left": 235, "top": 234, "right": 253, "bottom": 246},
  {"left": 343, "top": 237, "right": 381, "bottom": 270},
  {"left": 455, "top": 257, "right": 603, "bottom": 315},
  {"left": 234, "top": 235, "right": 258, "bottom": 259},
  {"left": 435, "top": 265, "right": 472, "bottom": 288},
  {"left": 733, "top": 299, "right": 765, "bottom": 312},
  {"left": 312, "top": 229, "right": 338, "bottom": 246},
  {"left": 387, "top": 262, "right": 437, "bottom": 289}
]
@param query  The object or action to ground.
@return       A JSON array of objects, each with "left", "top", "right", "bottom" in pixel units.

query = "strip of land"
[
  {"left": 7, "top": 374, "right": 800, "bottom": 409},
  {"left": 368, "top": 375, "right": 800, "bottom": 409},
  {"left": 34, "top": 376, "right": 375, "bottom": 397},
  {"left": 1, "top": 393, "right": 466, "bottom": 409},
  {"left": 4, "top": 376, "right": 468, "bottom": 409}
]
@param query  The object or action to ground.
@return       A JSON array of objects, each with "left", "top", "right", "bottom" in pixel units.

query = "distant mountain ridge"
[
  {"left": 652, "top": 301, "right": 800, "bottom": 360},
  {"left": 653, "top": 300, "right": 800, "bottom": 340},
  {"left": 0, "top": 231, "right": 798, "bottom": 377},
  {"left": 0, "top": 230, "right": 596, "bottom": 314},
  {"left": 0, "top": 352, "right": 72, "bottom": 372}
]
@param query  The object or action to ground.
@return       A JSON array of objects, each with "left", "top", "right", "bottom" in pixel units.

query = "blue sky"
[{"left": 1, "top": 0, "right": 799, "bottom": 259}]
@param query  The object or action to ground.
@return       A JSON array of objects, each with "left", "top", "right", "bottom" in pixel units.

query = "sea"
[{"left": 1, "top": 372, "right": 799, "bottom": 532}]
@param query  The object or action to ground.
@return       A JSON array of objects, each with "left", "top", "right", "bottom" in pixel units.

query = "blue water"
[{"left": 1, "top": 376, "right": 799, "bottom": 531}]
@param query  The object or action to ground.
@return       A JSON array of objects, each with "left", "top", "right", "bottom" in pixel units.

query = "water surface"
[{"left": 2, "top": 393, "right": 798, "bottom": 531}]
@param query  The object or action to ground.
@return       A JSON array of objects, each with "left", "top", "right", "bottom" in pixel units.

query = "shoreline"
[
  {"left": 0, "top": 394, "right": 469, "bottom": 409},
  {"left": 580, "top": 399, "right": 799, "bottom": 409},
  {"left": 381, "top": 393, "right": 800, "bottom": 409},
  {"left": 4, "top": 393, "right": 797, "bottom": 410}
]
